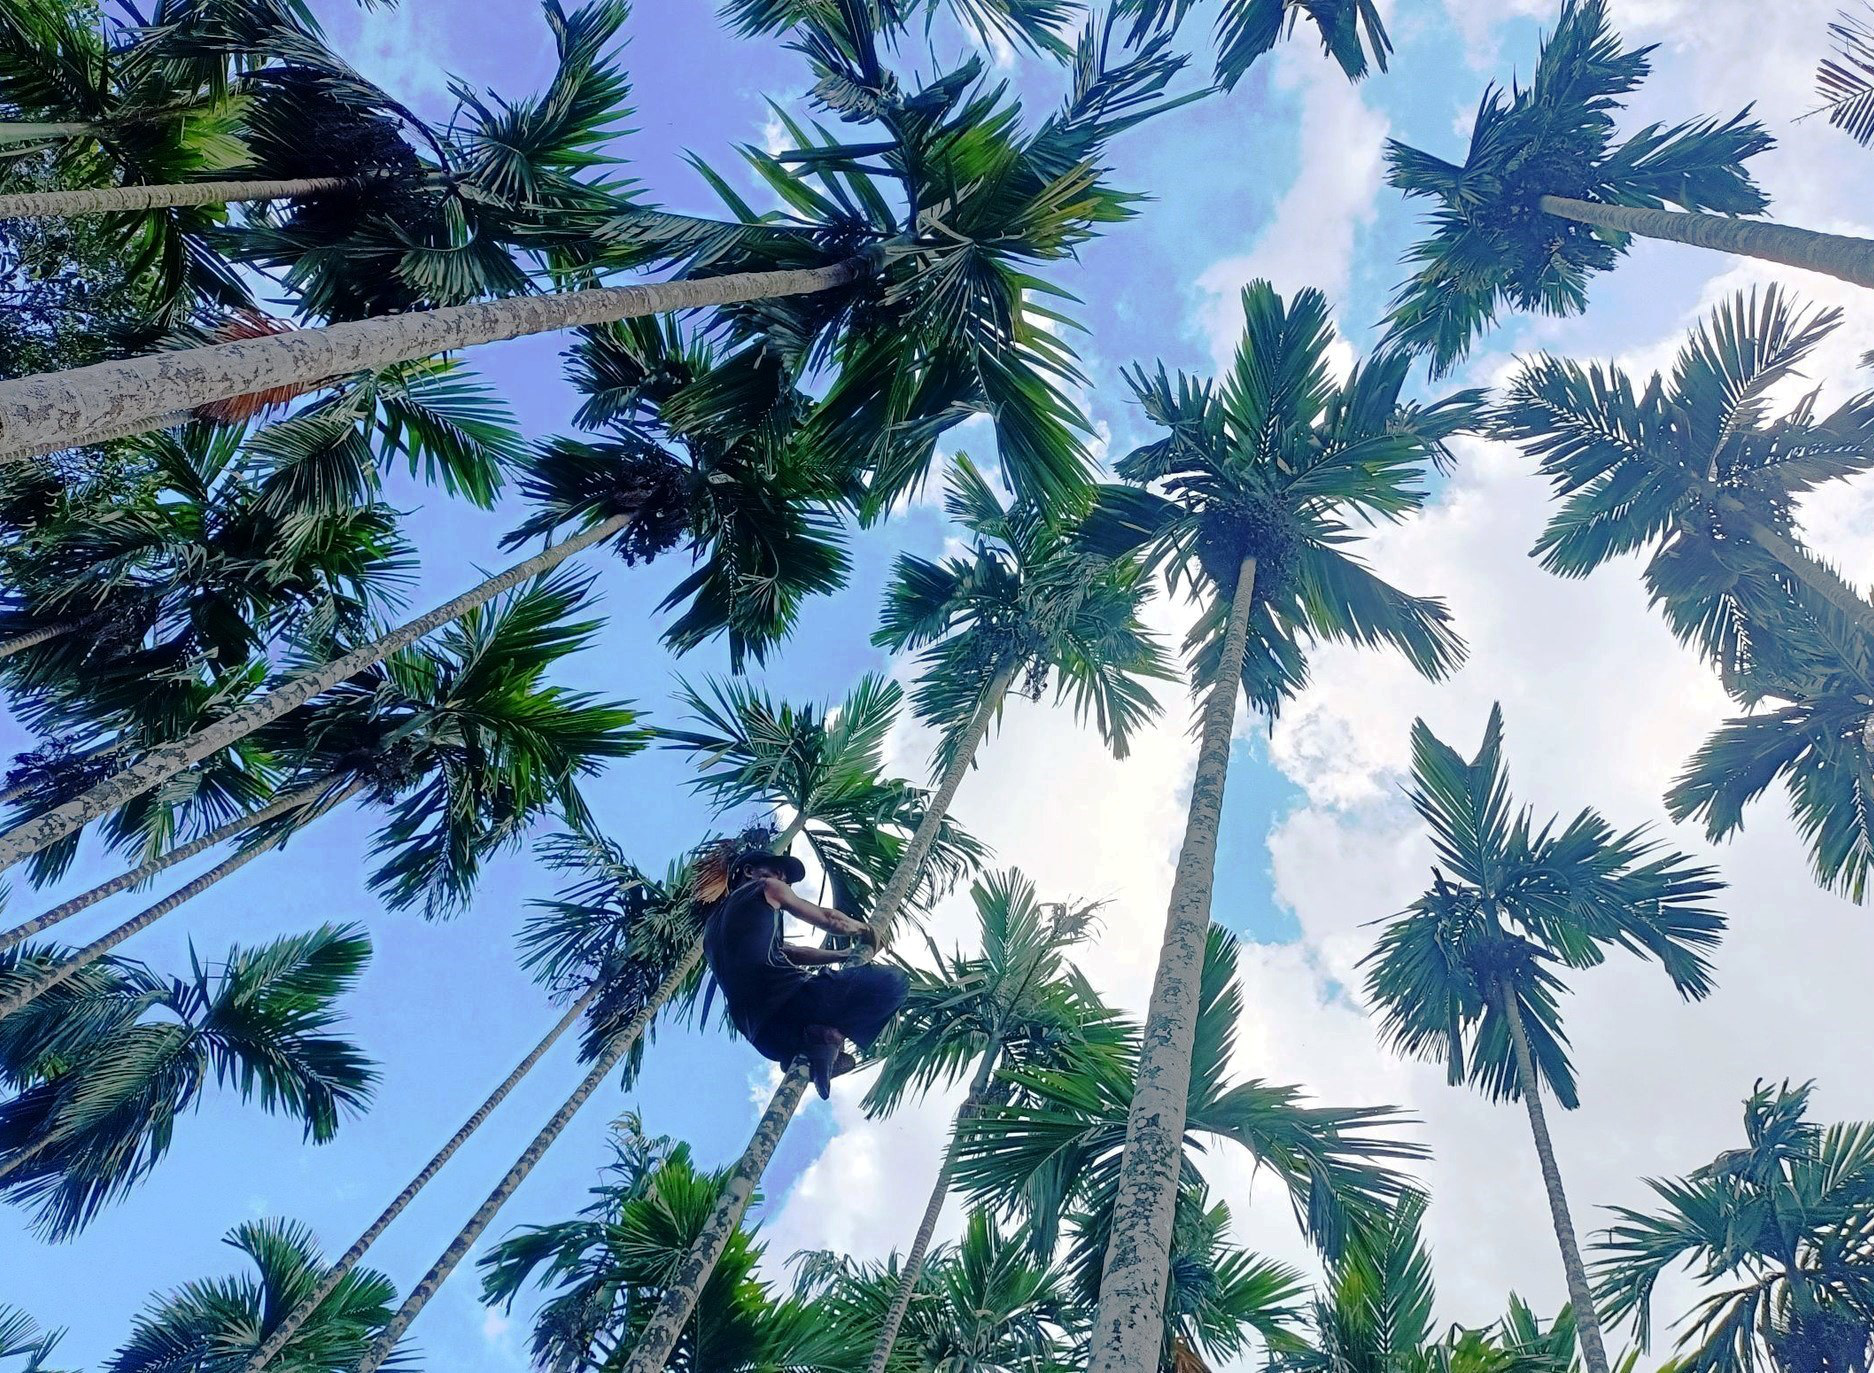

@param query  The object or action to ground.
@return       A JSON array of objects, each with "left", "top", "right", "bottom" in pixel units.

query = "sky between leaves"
[{"left": 5, "top": 2, "right": 1874, "bottom": 1371}]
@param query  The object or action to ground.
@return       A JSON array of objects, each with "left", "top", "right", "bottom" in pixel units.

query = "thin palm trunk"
[
  {"left": 0, "top": 1120, "right": 62, "bottom": 1185},
  {"left": 864, "top": 660, "right": 1019, "bottom": 939},
  {"left": 1088, "top": 553, "right": 1259, "bottom": 1373},
  {"left": 0, "top": 620, "right": 81, "bottom": 660},
  {"left": 0, "top": 122, "right": 95, "bottom": 146},
  {"left": 355, "top": 945, "right": 703, "bottom": 1373},
  {"left": 619, "top": 1064, "right": 813, "bottom": 1373},
  {"left": 1713, "top": 496, "right": 1874, "bottom": 638},
  {"left": 0, "top": 409, "right": 191, "bottom": 463},
  {"left": 0, "top": 780, "right": 331, "bottom": 955},
  {"left": 866, "top": 1045, "right": 1003, "bottom": 1373},
  {"left": 0, "top": 175, "right": 357, "bottom": 221},
  {"left": 1499, "top": 985, "right": 1612, "bottom": 1373},
  {"left": 1538, "top": 195, "right": 1874, "bottom": 290},
  {"left": 0, "top": 516, "right": 630, "bottom": 877},
  {"left": 0, "top": 256, "right": 874, "bottom": 461},
  {"left": 242, "top": 981, "right": 604, "bottom": 1373},
  {"left": 0, "top": 779, "right": 362, "bottom": 1021}
]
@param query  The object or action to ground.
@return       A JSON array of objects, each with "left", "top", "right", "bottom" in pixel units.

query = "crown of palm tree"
[
  {"left": 1122, "top": 0, "right": 1391, "bottom": 88},
  {"left": 1085, "top": 281, "right": 1479, "bottom": 714},
  {"left": 609, "top": 6, "right": 1197, "bottom": 511},
  {"left": 876, "top": 455, "right": 1174, "bottom": 774},
  {"left": 1593, "top": 1080, "right": 1874, "bottom": 1373},
  {"left": 106, "top": 1218, "right": 402, "bottom": 1373},
  {"left": 956, "top": 926, "right": 1425, "bottom": 1273},
  {"left": 1382, "top": 0, "right": 1771, "bottom": 374},
  {"left": 663, "top": 671, "right": 988, "bottom": 918},
  {"left": 479, "top": 1113, "right": 861, "bottom": 1372},
  {"left": 1363, "top": 706, "right": 1726, "bottom": 1111},
  {"left": 1492, "top": 286, "right": 1874, "bottom": 696},
  {"left": 0, "top": 924, "right": 376, "bottom": 1240}
]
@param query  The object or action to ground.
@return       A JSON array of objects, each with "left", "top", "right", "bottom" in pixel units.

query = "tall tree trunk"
[
  {"left": 619, "top": 1065, "right": 813, "bottom": 1373},
  {"left": 355, "top": 946, "right": 703, "bottom": 1373},
  {"left": 0, "top": 620, "right": 81, "bottom": 661},
  {"left": 0, "top": 409, "right": 191, "bottom": 463},
  {"left": 1088, "top": 554, "right": 1259, "bottom": 1373},
  {"left": 1712, "top": 495, "right": 1874, "bottom": 639},
  {"left": 864, "top": 660, "right": 1018, "bottom": 939},
  {"left": 0, "top": 780, "right": 332, "bottom": 955},
  {"left": 865, "top": 1045, "right": 1003, "bottom": 1373},
  {"left": 1538, "top": 195, "right": 1874, "bottom": 291},
  {"left": 0, "top": 516, "right": 629, "bottom": 877},
  {"left": 0, "top": 1119, "right": 63, "bottom": 1185},
  {"left": 0, "top": 256, "right": 874, "bottom": 461},
  {"left": 0, "top": 779, "right": 361, "bottom": 1021},
  {"left": 1499, "top": 986, "right": 1613, "bottom": 1373},
  {"left": 0, "top": 175, "right": 357, "bottom": 221},
  {"left": 241, "top": 981, "right": 604, "bottom": 1373},
  {"left": 0, "top": 122, "right": 96, "bottom": 146}
]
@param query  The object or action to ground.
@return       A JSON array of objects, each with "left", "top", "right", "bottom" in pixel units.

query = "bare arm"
[{"left": 762, "top": 877, "right": 876, "bottom": 946}]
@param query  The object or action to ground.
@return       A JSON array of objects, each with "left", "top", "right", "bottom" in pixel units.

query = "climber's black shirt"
[{"left": 703, "top": 877, "right": 810, "bottom": 1042}]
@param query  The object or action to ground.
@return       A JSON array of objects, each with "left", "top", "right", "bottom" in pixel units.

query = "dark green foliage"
[
  {"left": 1123, "top": 0, "right": 1391, "bottom": 88},
  {"left": 1384, "top": 0, "right": 1771, "bottom": 374},
  {"left": 1816, "top": 5, "right": 1874, "bottom": 147}
]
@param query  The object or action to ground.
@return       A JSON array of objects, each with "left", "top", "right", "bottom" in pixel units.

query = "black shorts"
[{"left": 747, "top": 963, "right": 909, "bottom": 1065}]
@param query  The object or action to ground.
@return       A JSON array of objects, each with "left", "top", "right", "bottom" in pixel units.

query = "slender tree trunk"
[
  {"left": 0, "top": 780, "right": 361, "bottom": 1021},
  {"left": 620, "top": 1065, "right": 813, "bottom": 1373},
  {"left": 0, "top": 175, "right": 357, "bottom": 221},
  {"left": 1538, "top": 195, "right": 1874, "bottom": 291},
  {"left": 864, "top": 661, "right": 1019, "bottom": 939},
  {"left": 0, "top": 410, "right": 191, "bottom": 463},
  {"left": 0, "top": 780, "right": 331, "bottom": 956},
  {"left": 0, "top": 1120, "right": 63, "bottom": 1185},
  {"left": 1088, "top": 554, "right": 1259, "bottom": 1373},
  {"left": 241, "top": 982, "right": 604, "bottom": 1373},
  {"left": 355, "top": 946, "right": 703, "bottom": 1373},
  {"left": 866, "top": 1045, "right": 1003, "bottom": 1373},
  {"left": 0, "top": 122, "right": 95, "bottom": 146},
  {"left": 0, "top": 516, "right": 629, "bottom": 878},
  {"left": 0, "top": 620, "right": 80, "bottom": 661},
  {"left": 1713, "top": 496, "right": 1874, "bottom": 639},
  {"left": 1499, "top": 986, "right": 1612, "bottom": 1373},
  {"left": 0, "top": 781, "right": 31, "bottom": 809},
  {"left": 0, "top": 256, "right": 874, "bottom": 461}
]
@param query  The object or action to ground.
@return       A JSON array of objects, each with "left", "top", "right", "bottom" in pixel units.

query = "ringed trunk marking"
[
  {"left": 0, "top": 175, "right": 358, "bottom": 221},
  {"left": 1539, "top": 195, "right": 1874, "bottom": 291}
]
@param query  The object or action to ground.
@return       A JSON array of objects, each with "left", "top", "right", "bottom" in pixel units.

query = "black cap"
[{"left": 732, "top": 847, "right": 806, "bottom": 884}]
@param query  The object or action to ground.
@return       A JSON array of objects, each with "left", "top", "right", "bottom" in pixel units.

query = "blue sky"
[{"left": 11, "top": 2, "right": 1874, "bottom": 1370}]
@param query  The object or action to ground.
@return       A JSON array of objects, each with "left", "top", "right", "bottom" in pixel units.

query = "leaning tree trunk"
[
  {"left": 866, "top": 1044, "right": 1003, "bottom": 1373},
  {"left": 0, "top": 122, "right": 96, "bottom": 147},
  {"left": 1538, "top": 195, "right": 1874, "bottom": 291},
  {"left": 1713, "top": 495, "right": 1874, "bottom": 640},
  {"left": 0, "top": 1119, "right": 64, "bottom": 1185},
  {"left": 0, "top": 255, "right": 874, "bottom": 461},
  {"left": 354, "top": 946, "right": 703, "bottom": 1373},
  {"left": 0, "top": 779, "right": 362, "bottom": 1021},
  {"left": 619, "top": 1065, "right": 814, "bottom": 1373},
  {"left": 1088, "top": 554, "right": 1259, "bottom": 1373},
  {"left": 240, "top": 981, "right": 605, "bottom": 1373},
  {"left": 0, "top": 619, "right": 82, "bottom": 661},
  {"left": 0, "top": 409, "right": 191, "bottom": 463},
  {"left": 0, "top": 780, "right": 332, "bottom": 955},
  {"left": 863, "top": 660, "right": 1019, "bottom": 941},
  {"left": 1499, "top": 985, "right": 1613, "bottom": 1373},
  {"left": 0, "top": 516, "right": 630, "bottom": 877},
  {"left": 0, "top": 175, "right": 357, "bottom": 221}
]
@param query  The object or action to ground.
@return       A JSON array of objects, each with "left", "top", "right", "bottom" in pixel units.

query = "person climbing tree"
[{"left": 702, "top": 844, "right": 906, "bottom": 1100}]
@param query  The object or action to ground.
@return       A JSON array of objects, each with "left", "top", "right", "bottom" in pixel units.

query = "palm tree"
[
  {"left": 1271, "top": 1190, "right": 1574, "bottom": 1373},
  {"left": 0, "top": 1, "right": 1177, "bottom": 474},
  {"left": 797, "top": 1209, "right": 1084, "bottom": 1371},
  {"left": 1492, "top": 286, "right": 1874, "bottom": 672},
  {"left": 479, "top": 1113, "right": 863, "bottom": 1372},
  {"left": 866, "top": 455, "right": 1173, "bottom": 939},
  {"left": 1595, "top": 1080, "right": 1874, "bottom": 1373},
  {"left": 957, "top": 926, "right": 1426, "bottom": 1371},
  {"left": 1816, "top": 5, "right": 1874, "bottom": 147},
  {"left": 0, "top": 924, "right": 377, "bottom": 1239},
  {"left": 0, "top": 571, "right": 647, "bottom": 1022},
  {"left": 1121, "top": 0, "right": 1391, "bottom": 87},
  {"left": 861, "top": 868, "right": 1120, "bottom": 1372},
  {"left": 1073, "top": 280, "right": 1476, "bottom": 1372},
  {"left": 1362, "top": 706, "right": 1728, "bottom": 1373},
  {"left": 240, "top": 830, "right": 697, "bottom": 1373},
  {"left": 107, "top": 1219, "right": 400, "bottom": 1373},
  {"left": 1384, "top": 0, "right": 1874, "bottom": 376},
  {"left": 0, "top": 1305, "right": 63, "bottom": 1373}
]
